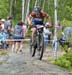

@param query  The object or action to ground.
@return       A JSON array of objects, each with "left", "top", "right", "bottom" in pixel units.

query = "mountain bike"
[{"left": 30, "top": 25, "right": 44, "bottom": 60}]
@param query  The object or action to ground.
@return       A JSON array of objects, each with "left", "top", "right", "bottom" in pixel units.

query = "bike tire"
[
  {"left": 39, "top": 35, "right": 44, "bottom": 60},
  {"left": 37, "top": 34, "right": 44, "bottom": 60},
  {"left": 30, "top": 38, "right": 37, "bottom": 57}
]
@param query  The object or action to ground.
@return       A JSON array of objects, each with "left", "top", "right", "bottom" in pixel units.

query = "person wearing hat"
[
  {"left": 0, "top": 22, "right": 9, "bottom": 49},
  {"left": 1, "top": 19, "right": 5, "bottom": 31},
  {"left": 43, "top": 22, "right": 52, "bottom": 46}
]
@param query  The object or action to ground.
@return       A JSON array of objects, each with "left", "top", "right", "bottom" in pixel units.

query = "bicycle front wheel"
[
  {"left": 30, "top": 37, "right": 37, "bottom": 57},
  {"left": 37, "top": 34, "right": 44, "bottom": 60}
]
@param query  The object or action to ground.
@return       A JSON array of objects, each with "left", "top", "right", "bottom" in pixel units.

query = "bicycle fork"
[{"left": 37, "top": 33, "right": 41, "bottom": 51}]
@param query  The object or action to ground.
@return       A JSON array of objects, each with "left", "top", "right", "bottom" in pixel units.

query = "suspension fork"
[{"left": 37, "top": 32, "right": 41, "bottom": 51}]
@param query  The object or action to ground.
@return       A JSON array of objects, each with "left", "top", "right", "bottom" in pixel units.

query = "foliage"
[
  {"left": 0, "top": 50, "right": 8, "bottom": 55},
  {"left": 0, "top": 0, "right": 72, "bottom": 39},
  {"left": 0, "top": 0, "right": 72, "bottom": 23},
  {"left": 60, "top": 45, "right": 68, "bottom": 53},
  {"left": 0, "top": 0, "right": 9, "bottom": 19},
  {"left": 61, "top": 19, "right": 72, "bottom": 27},
  {"left": 52, "top": 51, "right": 72, "bottom": 71}
]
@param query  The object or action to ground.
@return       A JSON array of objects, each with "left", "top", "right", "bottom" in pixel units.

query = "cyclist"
[{"left": 28, "top": 6, "right": 52, "bottom": 45}]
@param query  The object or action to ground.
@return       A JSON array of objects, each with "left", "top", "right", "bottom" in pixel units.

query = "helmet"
[
  {"left": 45, "top": 22, "right": 50, "bottom": 28},
  {"left": 1, "top": 19, "right": 5, "bottom": 22},
  {"left": 33, "top": 6, "right": 41, "bottom": 15}
]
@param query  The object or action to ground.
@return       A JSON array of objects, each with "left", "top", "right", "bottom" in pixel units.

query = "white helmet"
[
  {"left": 45, "top": 22, "right": 50, "bottom": 27},
  {"left": 1, "top": 19, "right": 5, "bottom": 22}
]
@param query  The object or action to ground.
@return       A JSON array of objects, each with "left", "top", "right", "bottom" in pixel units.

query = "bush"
[
  {"left": 52, "top": 51, "right": 72, "bottom": 71},
  {"left": 64, "top": 52, "right": 72, "bottom": 65},
  {"left": 61, "top": 19, "right": 72, "bottom": 27},
  {"left": 55, "top": 58, "right": 71, "bottom": 68},
  {"left": 0, "top": 50, "right": 8, "bottom": 55}
]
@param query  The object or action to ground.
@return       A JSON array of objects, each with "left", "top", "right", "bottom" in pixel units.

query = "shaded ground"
[{"left": 0, "top": 43, "right": 71, "bottom": 75}]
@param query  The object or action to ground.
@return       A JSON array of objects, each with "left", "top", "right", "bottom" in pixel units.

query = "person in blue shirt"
[{"left": 0, "top": 30, "right": 9, "bottom": 49}]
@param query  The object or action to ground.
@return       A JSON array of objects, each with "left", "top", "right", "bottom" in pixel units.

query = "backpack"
[{"left": 14, "top": 25, "right": 23, "bottom": 37}]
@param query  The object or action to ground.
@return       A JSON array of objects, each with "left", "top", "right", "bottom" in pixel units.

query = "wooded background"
[{"left": 0, "top": 0, "right": 72, "bottom": 26}]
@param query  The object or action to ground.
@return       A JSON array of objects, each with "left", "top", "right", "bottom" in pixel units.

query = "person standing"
[
  {"left": 12, "top": 21, "right": 24, "bottom": 53},
  {"left": 4, "top": 16, "right": 13, "bottom": 48},
  {"left": 1, "top": 19, "right": 5, "bottom": 31},
  {"left": 43, "top": 22, "right": 52, "bottom": 46}
]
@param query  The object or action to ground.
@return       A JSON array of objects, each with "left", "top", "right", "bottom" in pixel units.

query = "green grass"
[
  {"left": 51, "top": 51, "right": 72, "bottom": 71},
  {"left": 0, "top": 50, "right": 8, "bottom": 55}
]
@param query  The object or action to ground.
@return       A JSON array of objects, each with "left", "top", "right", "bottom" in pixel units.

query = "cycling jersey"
[
  {"left": 30, "top": 11, "right": 47, "bottom": 18},
  {"left": 29, "top": 11, "right": 48, "bottom": 25},
  {"left": 32, "top": 18, "right": 43, "bottom": 25}
]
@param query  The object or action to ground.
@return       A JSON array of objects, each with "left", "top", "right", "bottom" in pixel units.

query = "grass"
[
  {"left": 0, "top": 60, "right": 7, "bottom": 64},
  {"left": 0, "top": 50, "right": 8, "bottom": 55},
  {"left": 0, "top": 50, "right": 9, "bottom": 64},
  {"left": 50, "top": 51, "right": 72, "bottom": 71}
]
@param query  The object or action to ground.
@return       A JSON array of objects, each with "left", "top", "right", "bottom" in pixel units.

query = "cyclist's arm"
[
  {"left": 28, "top": 14, "right": 32, "bottom": 26},
  {"left": 45, "top": 13, "right": 52, "bottom": 28}
]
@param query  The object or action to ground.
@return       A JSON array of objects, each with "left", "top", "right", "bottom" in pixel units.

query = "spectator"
[
  {"left": 1, "top": 19, "right": 5, "bottom": 31},
  {"left": 12, "top": 21, "right": 24, "bottom": 53},
  {"left": 43, "top": 22, "right": 52, "bottom": 46},
  {"left": 55, "top": 20, "right": 62, "bottom": 30},
  {"left": 55, "top": 20, "right": 63, "bottom": 40},
  {"left": 0, "top": 22, "right": 2, "bottom": 31},
  {"left": 0, "top": 22, "right": 8, "bottom": 49},
  {"left": 4, "top": 16, "right": 13, "bottom": 38},
  {"left": 4, "top": 16, "right": 13, "bottom": 48}
]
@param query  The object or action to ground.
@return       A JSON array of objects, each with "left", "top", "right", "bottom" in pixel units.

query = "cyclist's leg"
[{"left": 31, "top": 27, "right": 36, "bottom": 44}]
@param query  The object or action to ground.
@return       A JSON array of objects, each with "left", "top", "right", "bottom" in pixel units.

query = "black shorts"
[{"left": 13, "top": 36, "right": 24, "bottom": 42}]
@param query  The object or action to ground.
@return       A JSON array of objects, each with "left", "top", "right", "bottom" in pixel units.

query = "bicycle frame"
[{"left": 30, "top": 25, "right": 44, "bottom": 60}]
